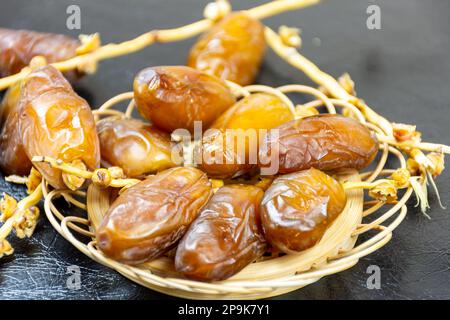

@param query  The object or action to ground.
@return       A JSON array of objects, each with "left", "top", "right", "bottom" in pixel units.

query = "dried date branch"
[
  {"left": 4, "top": 175, "right": 28, "bottom": 185},
  {"left": 0, "top": 183, "right": 43, "bottom": 257},
  {"left": 407, "top": 151, "right": 446, "bottom": 213},
  {"left": 31, "top": 156, "right": 140, "bottom": 190},
  {"left": 376, "top": 134, "right": 450, "bottom": 155},
  {"left": 265, "top": 23, "right": 450, "bottom": 214},
  {"left": 264, "top": 26, "right": 394, "bottom": 137},
  {"left": 5, "top": 167, "right": 42, "bottom": 194},
  {"left": 375, "top": 120, "right": 447, "bottom": 213},
  {"left": 0, "top": 0, "right": 321, "bottom": 91},
  {"left": 344, "top": 169, "right": 412, "bottom": 204},
  {"left": 344, "top": 179, "right": 399, "bottom": 203}
]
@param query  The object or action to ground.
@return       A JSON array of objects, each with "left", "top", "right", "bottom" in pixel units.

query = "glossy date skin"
[
  {"left": 0, "top": 81, "right": 21, "bottom": 126},
  {"left": 199, "top": 94, "right": 294, "bottom": 178},
  {"left": 0, "top": 82, "right": 31, "bottom": 176},
  {"left": 0, "top": 28, "right": 81, "bottom": 79},
  {"left": 19, "top": 66, "right": 100, "bottom": 189},
  {"left": 210, "top": 93, "right": 294, "bottom": 132},
  {"left": 133, "top": 66, "right": 236, "bottom": 133},
  {"left": 188, "top": 13, "right": 266, "bottom": 86},
  {"left": 259, "top": 114, "right": 378, "bottom": 174},
  {"left": 97, "top": 118, "right": 176, "bottom": 178},
  {"left": 175, "top": 184, "right": 266, "bottom": 281},
  {"left": 261, "top": 168, "right": 347, "bottom": 253},
  {"left": 198, "top": 129, "right": 254, "bottom": 179},
  {"left": 96, "top": 167, "right": 213, "bottom": 265}
]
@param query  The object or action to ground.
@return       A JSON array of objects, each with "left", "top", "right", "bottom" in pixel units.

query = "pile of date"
[{"left": 0, "top": 13, "right": 379, "bottom": 281}]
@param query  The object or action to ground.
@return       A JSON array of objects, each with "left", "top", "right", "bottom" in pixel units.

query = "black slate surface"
[{"left": 0, "top": 0, "right": 449, "bottom": 300}]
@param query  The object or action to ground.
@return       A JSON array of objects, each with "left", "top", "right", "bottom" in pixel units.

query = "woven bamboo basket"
[{"left": 40, "top": 81, "right": 414, "bottom": 300}]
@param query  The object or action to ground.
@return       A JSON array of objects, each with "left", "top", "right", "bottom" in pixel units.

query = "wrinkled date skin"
[
  {"left": 199, "top": 94, "right": 294, "bottom": 178},
  {"left": 188, "top": 12, "right": 266, "bottom": 86},
  {"left": 133, "top": 66, "right": 236, "bottom": 133},
  {"left": 97, "top": 167, "right": 213, "bottom": 265},
  {"left": 259, "top": 114, "right": 378, "bottom": 174},
  {"left": 261, "top": 168, "right": 347, "bottom": 253},
  {"left": 97, "top": 118, "right": 176, "bottom": 178},
  {"left": 19, "top": 66, "right": 100, "bottom": 189},
  {"left": 0, "top": 82, "right": 31, "bottom": 176},
  {"left": 198, "top": 129, "right": 254, "bottom": 179},
  {"left": 175, "top": 184, "right": 266, "bottom": 281},
  {"left": 0, "top": 28, "right": 81, "bottom": 79}
]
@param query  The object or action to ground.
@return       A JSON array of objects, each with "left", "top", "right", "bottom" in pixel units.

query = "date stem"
[
  {"left": 376, "top": 134, "right": 450, "bottom": 154},
  {"left": 264, "top": 26, "right": 394, "bottom": 137},
  {"left": 0, "top": 183, "right": 43, "bottom": 257},
  {"left": 0, "top": 0, "right": 321, "bottom": 90},
  {"left": 32, "top": 156, "right": 141, "bottom": 189}
]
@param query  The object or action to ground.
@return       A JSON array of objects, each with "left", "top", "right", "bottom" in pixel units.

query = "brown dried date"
[
  {"left": 259, "top": 114, "right": 378, "bottom": 174},
  {"left": 133, "top": 66, "right": 236, "bottom": 133},
  {"left": 199, "top": 93, "right": 294, "bottom": 178},
  {"left": 96, "top": 167, "right": 213, "bottom": 265},
  {"left": 0, "top": 28, "right": 81, "bottom": 79},
  {"left": 187, "top": 12, "right": 266, "bottom": 86},
  {"left": 19, "top": 66, "right": 100, "bottom": 189},
  {"left": 210, "top": 93, "right": 294, "bottom": 132},
  {"left": 97, "top": 118, "right": 176, "bottom": 178},
  {"left": 0, "top": 82, "right": 31, "bottom": 176},
  {"left": 175, "top": 184, "right": 266, "bottom": 281},
  {"left": 261, "top": 168, "right": 347, "bottom": 253},
  {"left": 198, "top": 129, "right": 254, "bottom": 179}
]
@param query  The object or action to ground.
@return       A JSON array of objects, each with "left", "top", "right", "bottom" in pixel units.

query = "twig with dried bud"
[
  {"left": 0, "top": 184, "right": 43, "bottom": 257},
  {"left": 203, "top": 0, "right": 232, "bottom": 21},
  {"left": 344, "top": 179, "right": 399, "bottom": 204},
  {"left": 264, "top": 26, "right": 394, "bottom": 137},
  {"left": 406, "top": 152, "right": 445, "bottom": 215},
  {"left": 5, "top": 167, "right": 42, "bottom": 194},
  {"left": 278, "top": 25, "right": 302, "bottom": 48}
]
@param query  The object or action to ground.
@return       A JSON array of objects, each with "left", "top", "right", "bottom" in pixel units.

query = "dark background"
[{"left": 0, "top": 0, "right": 449, "bottom": 300}]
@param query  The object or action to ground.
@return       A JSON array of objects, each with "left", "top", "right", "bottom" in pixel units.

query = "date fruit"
[
  {"left": 199, "top": 93, "right": 294, "bottom": 178},
  {"left": 96, "top": 167, "right": 213, "bottom": 265},
  {"left": 133, "top": 66, "right": 236, "bottom": 133},
  {"left": 19, "top": 66, "right": 100, "bottom": 189},
  {"left": 259, "top": 114, "right": 378, "bottom": 174},
  {"left": 0, "top": 82, "right": 31, "bottom": 176},
  {"left": 210, "top": 93, "right": 294, "bottom": 131},
  {"left": 188, "top": 13, "right": 266, "bottom": 86},
  {"left": 261, "top": 168, "right": 347, "bottom": 253},
  {"left": 97, "top": 118, "right": 176, "bottom": 177},
  {"left": 175, "top": 184, "right": 266, "bottom": 281},
  {"left": 198, "top": 129, "right": 253, "bottom": 179},
  {"left": 0, "top": 28, "right": 81, "bottom": 79}
]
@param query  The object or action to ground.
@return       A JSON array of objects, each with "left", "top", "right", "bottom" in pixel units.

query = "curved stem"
[
  {"left": 0, "top": 184, "right": 43, "bottom": 241},
  {"left": 0, "top": 0, "right": 321, "bottom": 90},
  {"left": 32, "top": 156, "right": 141, "bottom": 189},
  {"left": 377, "top": 134, "right": 450, "bottom": 154},
  {"left": 265, "top": 26, "right": 394, "bottom": 137},
  {"left": 343, "top": 179, "right": 393, "bottom": 190}
]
